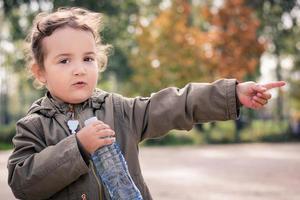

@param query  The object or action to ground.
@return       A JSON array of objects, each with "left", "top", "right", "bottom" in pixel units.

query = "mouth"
[{"left": 72, "top": 81, "right": 87, "bottom": 87}]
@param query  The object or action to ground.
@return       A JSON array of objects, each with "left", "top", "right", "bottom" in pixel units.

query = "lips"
[{"left": 72, "top": 81, "right": 87, "bottom": 87}]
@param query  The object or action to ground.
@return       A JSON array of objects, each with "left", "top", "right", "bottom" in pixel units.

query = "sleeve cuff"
[
  {"left": 75, "top": 133, "right": 91, "bottom": 165},
  {"left": 226, "top": 79, "right": 240, "bottom": 120}
]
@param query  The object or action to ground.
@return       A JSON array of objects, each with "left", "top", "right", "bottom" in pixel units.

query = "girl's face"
[{"left": 35, "top": 27, "right": 99, "bottom": 104}]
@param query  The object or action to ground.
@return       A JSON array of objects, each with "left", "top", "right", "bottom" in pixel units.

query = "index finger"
[{"left": 261, "top": 81, "right": 286, "bottom": 90}]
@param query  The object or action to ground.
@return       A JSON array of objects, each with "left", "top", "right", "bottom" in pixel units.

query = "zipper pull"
[
  {"left": 68, "top": 104, "right": 75, "bottom": 119},
  {"left": 67, "top": 104, "right": 79, "bottom": 134}
]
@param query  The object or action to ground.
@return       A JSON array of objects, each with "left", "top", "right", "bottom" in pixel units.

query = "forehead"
[{"left": 42, "top": 27, "right": 96, "bottom": 57}]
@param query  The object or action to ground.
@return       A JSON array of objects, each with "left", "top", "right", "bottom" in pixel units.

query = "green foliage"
[
  {"left": 0, "top": 123, "right": 16, "bottom": 144},
  {"left": 144, "top": 129, "right": 201, "bottom": 146},
  {"left": 143, "top": 119, "right": 294, "bottom": 146},
  {"left": 204, "top": 121, "right": 236, "bottom": 144},
  {"left": 0, "top": 119, "right": 295, "bottom": 148},
  {"left": 0, "top": 142, "right": 13, "bottom": 150},
  {"left": 240, "top": 120, "right": 289, "bottom": 142}
]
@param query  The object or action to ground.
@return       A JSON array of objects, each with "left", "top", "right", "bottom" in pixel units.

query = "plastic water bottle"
[{"left": 84, "top": 117, "right": 143, "bottom": 200}]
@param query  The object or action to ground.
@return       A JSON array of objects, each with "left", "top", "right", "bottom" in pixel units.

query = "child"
[{"left": 7, "top": 7, "right": 285, "bottom": 200}]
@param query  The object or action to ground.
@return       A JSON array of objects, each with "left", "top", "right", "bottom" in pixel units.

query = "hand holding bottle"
[{"left": 76, "top": 120, "right": 115, "bottom": 154}]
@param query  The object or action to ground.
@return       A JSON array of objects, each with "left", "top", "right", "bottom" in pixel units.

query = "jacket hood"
[{"left": 27, "top": 89, "right": 109, "bottom": 118}]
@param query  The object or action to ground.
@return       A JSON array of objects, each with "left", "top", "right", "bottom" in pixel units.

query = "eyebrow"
[
  {"left": 54, "top": 53, "right": 72, "bottom": 59},
  {"left": 54, "top": 52, "right": 96, "bottom": 59},
  {"left": 84, "top": 52, "right": 96, "bottom": 55}
]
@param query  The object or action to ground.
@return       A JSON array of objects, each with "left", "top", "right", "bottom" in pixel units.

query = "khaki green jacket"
[{"left": 7, "top": 79, "right": 239, "bottom": 200}]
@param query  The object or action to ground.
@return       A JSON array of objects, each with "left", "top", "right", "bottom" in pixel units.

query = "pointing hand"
[{"left": 236, "top": 81, "right": 286, "bottom": 109}]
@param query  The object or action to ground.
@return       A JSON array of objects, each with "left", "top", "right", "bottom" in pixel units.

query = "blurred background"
[
  {"left": 1, "top": 0, "right": 300, "bottom": 147},
  {"left": 0, "top": 0, "right": 300, "bottom": 199}
]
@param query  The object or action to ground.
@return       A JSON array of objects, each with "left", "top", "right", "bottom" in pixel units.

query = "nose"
[{"left": 73, "top": 62, "right": 87, "bottom": 76}]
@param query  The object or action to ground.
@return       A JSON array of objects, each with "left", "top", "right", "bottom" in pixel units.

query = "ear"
[{"left": 31, "top": 63, "right": 47, "bottom": 84}]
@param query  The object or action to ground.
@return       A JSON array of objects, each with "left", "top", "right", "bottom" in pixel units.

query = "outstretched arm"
[
  {"left": 118, "top": 79, "right": 240, "bottom": 141},
  {"left": 236, "top": 81, "right": 286, "bottom": 109}
]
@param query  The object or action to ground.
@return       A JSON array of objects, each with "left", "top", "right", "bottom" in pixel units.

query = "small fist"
[{"left": 76, "top": 120, "right": 115, "bottom": 154}]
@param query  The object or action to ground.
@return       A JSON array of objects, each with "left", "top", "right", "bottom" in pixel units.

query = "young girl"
[{"left": 7, "top": 7, "right": 285, "bottom": 200}]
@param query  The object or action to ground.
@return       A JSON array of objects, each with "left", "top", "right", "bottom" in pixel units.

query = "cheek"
[
  {"left": 92, "top": 72, "right": 99, "bottom": 86},
  {"left": 90, "top": 67, "right": 99, "bottom": 81},
  {"left": 46, "top": 72, "right": 67, "bottom": 88}
]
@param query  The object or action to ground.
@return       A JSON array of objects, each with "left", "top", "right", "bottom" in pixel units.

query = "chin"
[
  {"left": 67, "top": 95, "right": 90, "bottom": 104},
  {"left": 73, "top": 98, "right": 89, "bottom": 104},
  {"left": 57, "top": 90, "right": 93, "bottom": 104}
]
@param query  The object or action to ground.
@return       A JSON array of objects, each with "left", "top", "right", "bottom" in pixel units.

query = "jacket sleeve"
[
  {"left": 7, "top": 114, "right": 90, "bottom": 200},
  {"left": 117, "top": 79, "right": 239, "bottom": 141}
]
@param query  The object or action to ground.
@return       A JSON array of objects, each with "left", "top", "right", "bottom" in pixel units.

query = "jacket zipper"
[
  {"left": 69, "top": 104, "right": 77, "bottom": 124},
  {"left": 69, "top": 105, "right": 102, "bottom": 200},
  {"left": 68, "top": 104, "right": 75, "bottom": 119}
]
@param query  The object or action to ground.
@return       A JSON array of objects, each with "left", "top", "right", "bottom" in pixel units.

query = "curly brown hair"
[{"left": 26, "top": 7, "right": 111, "bottom": 87}]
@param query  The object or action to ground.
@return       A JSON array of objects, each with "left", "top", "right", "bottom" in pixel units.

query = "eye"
[
  {"left": 59, "top": 59, "right": 70, "bottom": 64},
  {"left": 84, "top": 56, "right": 95, "bottom": 62}
]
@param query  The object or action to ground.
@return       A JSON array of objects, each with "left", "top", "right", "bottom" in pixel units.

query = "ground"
[{"left": 1, "top": 143, "right": 300, "bottom": 200}]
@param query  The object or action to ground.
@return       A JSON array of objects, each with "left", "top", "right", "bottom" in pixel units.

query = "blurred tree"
[
  {"left": 286, "top": 3, "right": 300, "bottom": 135},
  {"left": 130, "top": 0, "right": 211, "bottom": 95},
  {"left": 202, "top": 0, "right": 265, "bottom": 81},
  {"left": 130, "top": 0, "right": 263, "bottom": 95},
  {"left": 1, "top": 0, "right": 49, "bottom": 122},
  {"left": 0, "top": 2, "right": 12, "bottom": 124},
  {"left": 202, "top": 0, "right": 265, "bottom": 141},
  {"left": 130, "top": 0, "right": 264, "bottom": 142},
  {"left": 247, "top": 0, "right": 299, "bottom": 120}
]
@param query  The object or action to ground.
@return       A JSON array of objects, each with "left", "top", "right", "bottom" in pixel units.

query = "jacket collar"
[{"left": 27, "top": 89, "right": 109, "bottom": 117}]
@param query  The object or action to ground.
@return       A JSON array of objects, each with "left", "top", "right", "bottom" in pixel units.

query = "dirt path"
[
  {"left": 140, "top": 143, "right": 300, "bottom": 200},
  {"left": 1, "top": 143, "right": 300, "bottom": 199},
  {"left": 0, "top": 150, "right": 13, "bottom": 199}
]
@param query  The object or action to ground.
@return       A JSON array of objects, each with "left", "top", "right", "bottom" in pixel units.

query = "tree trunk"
[{"left": 275, "top": 49, "right": 284, "bottom": 121}]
